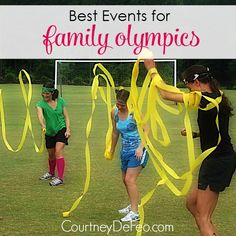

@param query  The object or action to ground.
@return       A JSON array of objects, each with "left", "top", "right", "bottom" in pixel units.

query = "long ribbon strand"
[
  {"left": 62, "top": 60, "right": 222, "bottom": 236},
  {"left": 63, "top": 63, "right": 115, "bottom": 217},
  {"left": 0, "top": 70, "right": 44, "bottom": 153}
]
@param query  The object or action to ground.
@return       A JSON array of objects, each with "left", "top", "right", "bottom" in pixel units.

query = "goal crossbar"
[{"left": 54, "top": 59, "right": 177, "bottom": 89}]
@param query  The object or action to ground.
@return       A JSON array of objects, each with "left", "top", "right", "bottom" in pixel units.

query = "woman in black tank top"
[{"left": 144, "top": 59, "right": 236, "bottom": 236}]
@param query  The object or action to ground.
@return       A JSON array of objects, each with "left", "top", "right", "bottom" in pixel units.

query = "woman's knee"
[
  {"left": 54, "top": 142, "right": 65, "bottom": 157},
  {"left": 186, "top": 188, "right": 197, "bottom": 214},
  {"left": 47, "top": 150, "right": 55, "bottom": 160},
  {"left": 55, "top": 152, "right": 62, "bottom": 158},
  {"left": 48, "top": 154, "right": 55, "bottom": 160},
  {"left": 124, "top": 176, "right": 136, "bottom": 186},
  {"left": 54, "top": 148, "right": 64, "bottom": 158}
]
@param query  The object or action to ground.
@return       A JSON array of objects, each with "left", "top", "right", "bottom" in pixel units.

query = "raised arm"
[{"left": 144, "top": 59, "right": 184, "bottom": 103}]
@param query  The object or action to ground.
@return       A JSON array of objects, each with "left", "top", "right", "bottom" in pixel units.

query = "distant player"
[{"left": 36, "top": 82, "right": 71, "bottom": 186}]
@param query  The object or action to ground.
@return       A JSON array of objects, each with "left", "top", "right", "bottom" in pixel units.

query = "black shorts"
[
  {"left": 198, "top": 152, "right": 236, "bottom": 192},
  {"left": 45, "top": 128, "right": 68, "bottom": 149}
]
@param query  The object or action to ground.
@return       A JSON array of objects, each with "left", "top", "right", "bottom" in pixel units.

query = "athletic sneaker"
[
  {"left": 120, "top": 211, "right": 140, "bottom": 222},
  {"left": 118, "top": 204, "right": 131, "bottom": 214},
  {"left": 49, "top": 177, "right": 63, "bottom": 186},
  {"left": 39, "top": 172, "right": 54, "bottom": 180}
]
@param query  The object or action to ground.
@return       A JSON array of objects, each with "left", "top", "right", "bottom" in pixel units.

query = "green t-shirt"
[{"left": 36, "top": 97, "right": 66, "bottom": 136}]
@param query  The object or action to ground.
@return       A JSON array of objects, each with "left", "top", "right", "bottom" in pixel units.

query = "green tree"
[{"left": 227, "top": 60, "right": 236, "bottom": 89}]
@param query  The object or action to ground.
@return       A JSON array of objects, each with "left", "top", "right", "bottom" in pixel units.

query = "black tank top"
[{"left": 197, "top": 92, "right": 234, "bottom": 157}]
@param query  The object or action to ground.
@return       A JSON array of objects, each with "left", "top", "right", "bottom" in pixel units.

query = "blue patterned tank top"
[{"left": 114, "top": 107, "right": 140, "bottom": 151}]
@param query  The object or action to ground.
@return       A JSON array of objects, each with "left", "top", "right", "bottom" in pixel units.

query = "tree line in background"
[{"left": 0, "top": 59, "right": 236, "bottom": 89}]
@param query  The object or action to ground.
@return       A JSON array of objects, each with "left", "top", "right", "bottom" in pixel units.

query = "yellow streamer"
[
  {"left": 0, "top": 70, "right": 44, "bottom": 153},
  {"left": 62, "top": 60, "right": 222, "bottom": 236},
  {"left": 128, "top": 60, "right": 222, "bottom": 235},
  {"left": 63, "top": 63, "right": 115, "bottom": 217}
]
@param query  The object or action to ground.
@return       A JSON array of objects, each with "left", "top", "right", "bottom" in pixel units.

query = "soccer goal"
[{"left": 54, "top": 59, "right": 177, "bottom": 95}]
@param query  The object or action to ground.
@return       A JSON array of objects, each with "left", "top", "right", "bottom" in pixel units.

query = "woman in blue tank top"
[{"left": 109, "top": 89, "right": 149, "bottom": 222}]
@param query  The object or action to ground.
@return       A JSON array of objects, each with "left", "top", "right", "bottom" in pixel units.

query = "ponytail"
[
  {"left": 204, "top": 77, "right": 233, "bottom": 117},
  {"left": 182, "top": 65, "right": 233, "bottom": 117},
  {"left": 221, "top": 94, "right": 234, "bottom": 117},
  {"left": 52, "top": 89, "right": 59, "bottom": 100}
]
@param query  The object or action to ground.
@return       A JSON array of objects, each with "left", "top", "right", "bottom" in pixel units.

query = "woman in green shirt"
[{"left": 36, "top": 82, "right": 71, "bottom": 186}]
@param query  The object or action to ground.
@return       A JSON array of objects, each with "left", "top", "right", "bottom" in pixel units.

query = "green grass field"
[{"left": 0, "top": 84, "right": 236, "bottom": 236}]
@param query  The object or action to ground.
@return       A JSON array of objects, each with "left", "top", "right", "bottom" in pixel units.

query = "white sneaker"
[
  {"left": 49, "top": 177, "right": 63, "bottom": 186},
  {"left": 118, "top": 204, "right": 131, "bottom": 214},
  {"left": 120, "top": 211, "right": 140, "bottom": 222},
  {"left": 39, "top": 172, "right": 54, "bottom": 180}
]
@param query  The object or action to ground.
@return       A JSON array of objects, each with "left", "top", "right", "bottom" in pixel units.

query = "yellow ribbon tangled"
[
  {"left": 129, "top": 61, "right": 221, "bottom": 235},
  {"left": 0, "top": 70, "right": 44, "bottom": 153},
  {"left": 63, "top": 60, "right": 222, "bottom": 236}
]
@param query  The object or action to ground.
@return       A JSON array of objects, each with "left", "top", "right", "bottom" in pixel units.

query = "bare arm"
[
  {"left": 110, "top": 109, "right": 119, "bottom": 156},
  {"left": 144, "top": 59, "right": 184, "bottom": 103},
  {"left": 135, "top": 115, "right": 149, "bottom": 159},
  {"left": 63, "top": 107, "right": 71, "bottom": 138},
  {"left": 138, "top": 114, "right": 149, "bottom": 149},
  {"left": 159, "top": 89, "right": 184, "bottom": 103},
  {"left": 36, "top": 106, "right": 46, "bottom": 130}
]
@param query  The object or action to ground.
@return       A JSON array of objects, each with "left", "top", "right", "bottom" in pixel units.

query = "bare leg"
[
  {"left": 47, "top": 148, "right": 55, "bottom": 160},
  {"left": 55, "top": 142, "right": 65, "bottom": 159},
  {"left": 124, "top": 166, "right": 142, "bottom": 213},
  {"left": 186, "top": 186, "right": 198, "bottom": 217},
  {"left": 196, "top": 187, "right": 219, "bottom": 236},
  {"left": 186, "top": 186, "right": 219, "bottom": 236}
]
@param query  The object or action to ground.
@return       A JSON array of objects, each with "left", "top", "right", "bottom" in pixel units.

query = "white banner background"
[{"left": 0, "top": 5, "right": 235, "bottom": 59}]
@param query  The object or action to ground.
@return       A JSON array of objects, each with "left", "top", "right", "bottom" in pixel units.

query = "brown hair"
[
  {"left": 43, "top": 81, "right": 59, "bottom": 100},
  {"left": 115, "top": 89, "right": 130, "bottom": 104},
  {"left": 182, "top": 65, "right": 233, "bottom": 117}
]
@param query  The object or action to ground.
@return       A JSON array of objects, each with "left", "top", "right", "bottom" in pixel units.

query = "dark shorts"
[
  {"left": 198, "top": 152, "right": 236, "bottom": 192},
  {"left": 120, "top": 148, "right": 149, "bottom": 172},
  {"left": 45, "top": 128, "right": 68, "bottom": 149}
]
